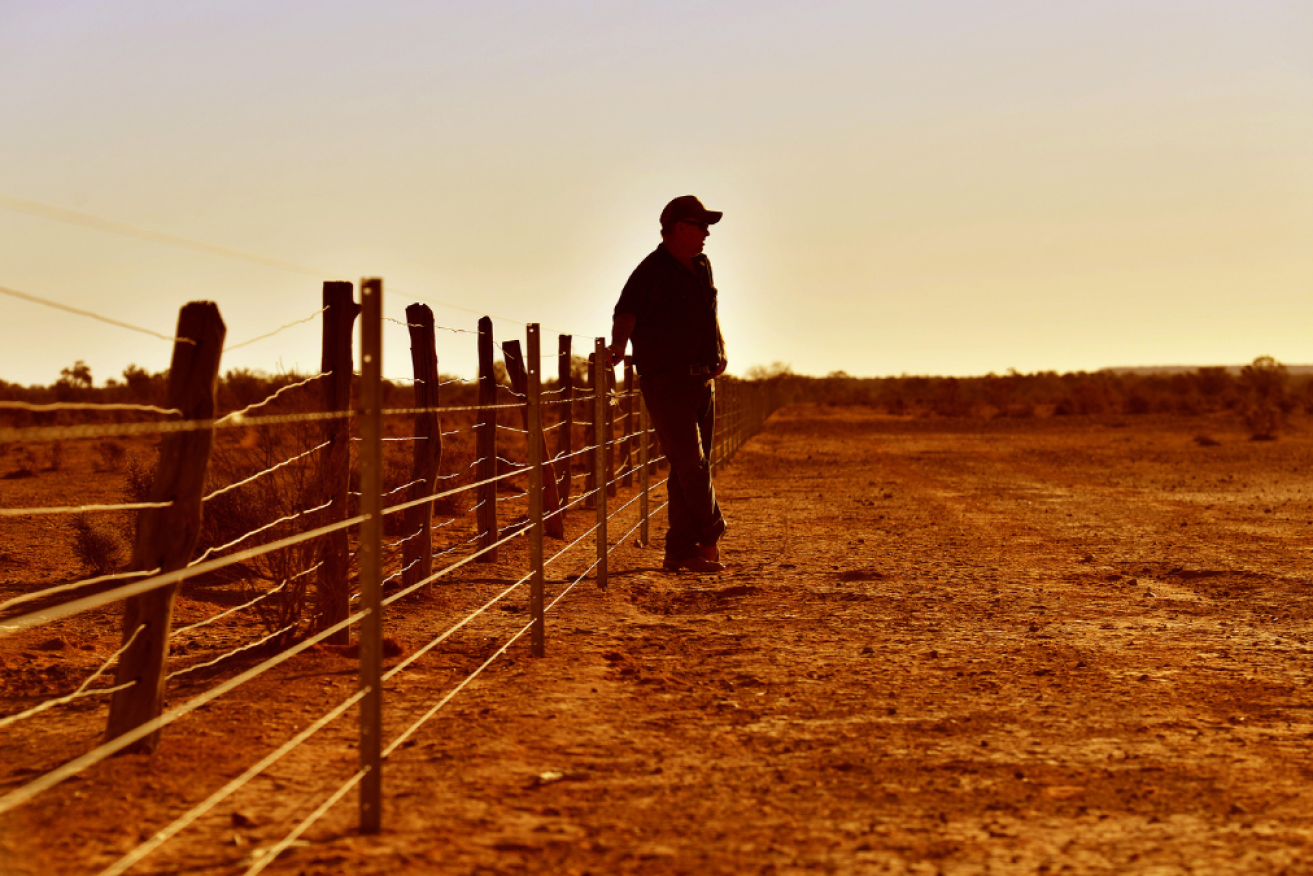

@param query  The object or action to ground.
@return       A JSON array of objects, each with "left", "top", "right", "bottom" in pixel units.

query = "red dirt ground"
[{"left": 5, "top": 405, "right": 1313, "bottom": 875}]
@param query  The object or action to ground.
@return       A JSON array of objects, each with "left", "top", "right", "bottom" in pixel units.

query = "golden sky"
[{"left": 1, "top": 1, "right": 1309, "bottom": 384}]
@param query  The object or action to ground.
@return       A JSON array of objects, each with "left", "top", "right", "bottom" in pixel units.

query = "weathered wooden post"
[
  {"left": 105, "top": 301, "right": 225, "bottom": 750},
  {"left": 621, "top": 357, "right": 634, "bottom": 487},
  {"left": 526, "top": 325, "right": 545, "bottom": 657},
  {"left": 556, "top": 335, "right": 572, "bottom": 507},
  {"left": 403, "top": 304, "right": 442, "bottom": 593},
  {"left": 502, "top": 339, "right": 564, "bottom": 539},
  {"left": 317, "top": 281, "right": 357, "bottom": 645},
  {"left": 476, "top": 316, "right": 498, "bottom": 561},
  {"left": 583, "top": 352, "right": 597, "bottom": 511},
  {"left": 358, "top": 278, "right": 384, "bottom": 834},
  {"left": 593, "top": 339, "right": 609, "bottom": 589}
]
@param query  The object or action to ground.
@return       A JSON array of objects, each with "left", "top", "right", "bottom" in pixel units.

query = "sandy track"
[{"left": 7, "top": 405, "right": 1313, "bottom": 875}]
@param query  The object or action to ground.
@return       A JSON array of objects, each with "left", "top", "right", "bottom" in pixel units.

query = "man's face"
[{"left": 668, "top": 219, "right": 710, "bottom": 258}]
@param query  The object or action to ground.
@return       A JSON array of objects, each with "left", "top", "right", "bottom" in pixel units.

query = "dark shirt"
[{"left": 614, "top": 245, "right": 724, "bottom": 376}]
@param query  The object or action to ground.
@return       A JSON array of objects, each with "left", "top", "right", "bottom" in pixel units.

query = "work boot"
[{"left": 662, "top": 554, "right": 725, "bottom": 573}]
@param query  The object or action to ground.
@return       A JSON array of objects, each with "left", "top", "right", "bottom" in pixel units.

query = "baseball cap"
[{"left": 660, "top": 195, "right": 723, "bottom": 230}]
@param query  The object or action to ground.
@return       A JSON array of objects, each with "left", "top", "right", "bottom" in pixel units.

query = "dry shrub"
[
  {"left": 46, "top": 441, "right": 65, "bottom": 471},
  {"left": 1194, "top": 434, "right": 1221, "bottom": 447},
  {"left": 69, "top": 514, "right": 125, "bottom": 575},
  {"left": 202, "top": 420, "right": 326, "bottom": 638}
]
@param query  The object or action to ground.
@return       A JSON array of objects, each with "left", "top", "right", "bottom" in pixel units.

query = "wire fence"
[{"left": 0, "top": 279, "right": 780, "bottom": 873}]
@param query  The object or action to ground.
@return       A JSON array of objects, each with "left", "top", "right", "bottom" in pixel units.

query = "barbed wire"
[
  {"left": 171, "top": 576, "right": 298, "bottom": 638},
  {"left": 0, "top": 513, "right": 365, "bottom": 636},
  {"left": 203, "top": 440, "right": 332, "bottom": 502},
  {"left": 190, "top": 498, "right": 334, "bottom": 567},
  {"left": 217, "top": 372, "right": 329, "bottom": 424},
  {"left": 224, "top": 307, "right": 327, "bottom": 352},
  {"left": 0, "top": 567, "right": 159, "bottom": 615},
  {"left": 382, "top": 525, "right": 528, "bottom": 606},
  {"left": 0, "top": 624, "right": 145, "bottom": 730},
  {"left": 165, "top": 622, "right": 298, "bottom": 680},
  {"left": 0, "top": 282, "right": 197, "bottom": 344}
]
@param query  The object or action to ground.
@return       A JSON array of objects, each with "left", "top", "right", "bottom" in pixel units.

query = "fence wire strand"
[
  {"left": 0, "top": 609, "right": 367, "bottom": 817},
  {"left": 204, "top": 440, "right": 332, "bottom": 502},
  {"left": 96, "top": 687, "right": 370, "bottom": 876},
  {"left": 0, "top": 624, "right": 145, "bottom": 730},
  {"left": 0, "top": 500, "right": 174, "bottom": 518},
  {"left": 0, "top": 282, "right": 196, "bottom": 344},
  {"left": 224, "top": 306, "right": 327, "bottom": 352}
]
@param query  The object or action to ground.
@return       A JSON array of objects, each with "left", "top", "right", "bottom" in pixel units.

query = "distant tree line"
[
  {"left": 743, "top": 356, "right": 1303, "bottom": 426},
  {"left": 3, "top": 355, "right": 1303, "bottom": 427}
]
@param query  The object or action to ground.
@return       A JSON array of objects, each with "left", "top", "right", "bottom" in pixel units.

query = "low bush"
[{"left": 69, "top": 514, "right": 125, "bottom": 575}]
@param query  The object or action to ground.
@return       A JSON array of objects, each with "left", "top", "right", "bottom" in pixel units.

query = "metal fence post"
[
  {"left": 593, "top": 338, "right": 608, "bottom": 590},
  {"left": 476, "top": 316, "right": 498, "bottom": 561},
  {"left": 527, "top": 324, "right": 545, "bottom": 657},
  {"left": 358, "top": 277, "right": 384, "bottom": 834}
]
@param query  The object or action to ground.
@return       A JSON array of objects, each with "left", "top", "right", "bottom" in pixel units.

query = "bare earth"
[{"left": 5, "top": 404, "right": 1313, "bottom": 875}]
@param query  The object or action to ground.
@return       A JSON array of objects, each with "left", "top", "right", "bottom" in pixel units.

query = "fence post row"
[
  {"left": 357, "top": 278, "right": 384, "bottom": 834},
  {"left": 604, "top": 357, "right": 616, "bottom": 498},
  {"left": 105, "top": 301, "right": 226, "bottom": 751},
  {"left": 638, "top": 375, "right": 650, "bottom": 548},
  {"left": 557, "top": 334, "right": 572, "bottom": 507},
  {"left": 318, "top": 280, "right": 357, "bottom": 645},
  {"left": 503, "top": 339, "right": 564, "bottom": 540},
  {"left": 404, "top": 304, "right": 443, "bottom": 594},
  {"left": 584, "top": 352, "right": 597, "bottom": 511},
  {"left": 593, "top": 338, "right": 609, "bottom": 589},
  {"left": 621, "top": 357, "right": 634, "bottom": 488},
  {"left": 58, "top": 279, "right": 784, "bottom": 840},
  {"left": 475, "top": 316, "right": 498, "bottom": 559},
  {"left": 527, "top": 324, "right": 546, "bottom": 657}
]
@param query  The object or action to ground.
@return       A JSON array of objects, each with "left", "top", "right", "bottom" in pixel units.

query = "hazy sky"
[{"left": 1, "top": 0, "right": 1309, "bottom": 386}]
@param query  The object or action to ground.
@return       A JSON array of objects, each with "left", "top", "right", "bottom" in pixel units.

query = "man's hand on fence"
[{"left": 714, "top": 358, "right": 728, "bottom": 378}]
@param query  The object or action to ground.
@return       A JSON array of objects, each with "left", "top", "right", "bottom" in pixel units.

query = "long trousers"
[{"left": 640, "top": 373, "right": 726, "bottom": 562}]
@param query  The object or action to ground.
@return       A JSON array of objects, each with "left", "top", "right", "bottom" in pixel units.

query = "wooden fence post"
[
  {"left": 317, "top": 281, "right": 357, "bottom": 645},
  {"left": 358, "top": 278, "right": 384, "bottom": 834},
  {"left": 593, "top": 339, "right": 608, "bottom": 589},
  {"left": 476, "top": 316, "right": 498, "bottom": 561},
  {"left": 621, "top": 357, "right": 634, "bottom": 488},
  {"left": 527, "top": 324, "right": 545, "bottom": 657},
  {"left": 557, "top": 335, "right": 572, "bottom": 508},
  {"left": 583, "top": 353, "right": 597, "bottom": 511},
  {"left": 105, "top": 301, "right": 225, "bottom": 751},
  {"left": 403, "top": 304, "right": 442, "bottom": 593},
  {"left": 502, "top": 339, "right": 564, "bottom": 539}
]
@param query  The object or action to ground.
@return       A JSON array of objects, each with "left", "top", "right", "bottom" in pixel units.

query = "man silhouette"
[{"left": 608, "top": 195, "right": 728, "bottom": 573}]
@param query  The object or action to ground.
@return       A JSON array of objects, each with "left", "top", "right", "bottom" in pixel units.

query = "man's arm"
[
  {"left": 713, "top": 323, "right": 727, "bottom": 376},
  {"left": 608, "top": 313, "right": 636, "bottom": 367}
]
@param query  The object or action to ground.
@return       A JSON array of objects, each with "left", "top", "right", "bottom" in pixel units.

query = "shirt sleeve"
[{"left": 614, "top": 264, "right": 653, "bottom": 322}]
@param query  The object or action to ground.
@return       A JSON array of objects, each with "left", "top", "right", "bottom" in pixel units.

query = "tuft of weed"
[{"left": 69, "top": 514, "right": 125, "bottom": 575}]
